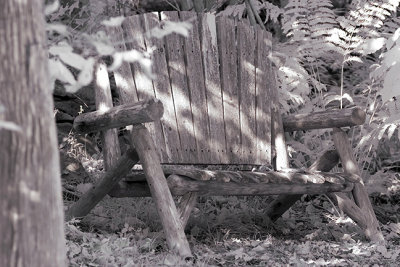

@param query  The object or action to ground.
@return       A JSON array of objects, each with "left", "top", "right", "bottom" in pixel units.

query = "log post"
[
  {"left": 271, "top": 101, "right": 290, "bottom": 171},
  {"left": 265, "top": 150, "right": 340, "bottom": 221},
  {"left": 94, "top": 61, "right": 121, "bottom": 170},
  {"left": 167, "top": 175, "right": 353, "bottom": 196},
  {"left": 130, "top": 124, "right": 192, "bottom": 257},
  {"left": 178, "top": 192, "right": 198, "bottom": 229},
  {"left": 65, "top": 149, "right": 139, "bottom": 221},
  {"left": 282, "top": 107, "right": 366, "bottom": 132},
  {"left": 332, "top": 128, "right": 384, "bottom": 243},
  {"left": 327, "top": 192, "right": 368, "bottom": 230}
]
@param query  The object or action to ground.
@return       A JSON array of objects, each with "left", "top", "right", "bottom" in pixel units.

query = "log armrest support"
[
  {"left": 282, "top": 107, "right": 366, "bottom": 132},
  {"left": 73, "top": 98, "right": 164, "bottom": 133}
]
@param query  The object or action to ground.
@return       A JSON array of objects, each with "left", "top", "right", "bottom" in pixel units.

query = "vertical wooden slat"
[
  {"left": 105, "top": 26, "right": 138, "bottom": 104},
  {"left": 142, "top": 12, "right": 181, "bottom": 163},
  {"left": 237, "top": 21, "right": 257, "bottom": 164},
  {"left": 180, "top": 11, "right": 211, "bottom": 163},
  {"left": 122, "top": 15, "right": 168, "bottom": 162},
  {"left": 217, "top": 16, "right": 241, "bottom": 164},
  {"left": 161, "top": 11, "right": 197, "bottom": 163},
  {"left": 199, "top": 13, "right": 227, "bottom": 163},
  {"left": 94, "top": 61, "right": 121, "bottom": 170},
  {"left": 122, "top": 16, "right": 154, "bottom": 100},
  {"left": 255, "top": 28, "right": 272, "bottom": 165}
]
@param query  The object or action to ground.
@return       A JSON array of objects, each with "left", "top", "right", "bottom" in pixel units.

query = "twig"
[
  {"left": 245, "top": 0, "right": 256, "bottom": 26},
  {"left": 248, "top": 0, "right": 266, "bottom": 30},
  {"left": 324, "top": 194, "right": 342, "bottom": 217}
]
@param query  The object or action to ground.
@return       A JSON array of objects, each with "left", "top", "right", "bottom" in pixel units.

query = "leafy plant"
[{"left": 45, "top": 0, "right": 191, "bottom": 93}]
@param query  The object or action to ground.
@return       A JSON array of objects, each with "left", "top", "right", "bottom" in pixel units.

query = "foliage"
[
  {"left": 244, "top": 0, "right": 400, "bottom": 174},
  {"left": 217, "top": 0, "right": 400, "bottom": 177},
  {"left": 45, "top": 0, "right": 190, "bottom": 93},
  {"left": 48, "top": 1, "right": 400, "bottom": 264}
]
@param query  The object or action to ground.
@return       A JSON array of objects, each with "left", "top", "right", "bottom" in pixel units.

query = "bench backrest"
[{"left": 109, "top": 11, "right": 277, "bottom": 165}]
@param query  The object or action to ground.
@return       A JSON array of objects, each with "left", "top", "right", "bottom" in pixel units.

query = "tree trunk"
[{"left": 0, "top": 1, "right": 67, "bottom": 266}]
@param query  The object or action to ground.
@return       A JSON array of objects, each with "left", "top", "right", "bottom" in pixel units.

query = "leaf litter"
[
  {"left": 65, "top": 190, "right": 400, "bottom": 266},
  {"left": 62, "top": 145, "right": 400, "bottom": 266}
]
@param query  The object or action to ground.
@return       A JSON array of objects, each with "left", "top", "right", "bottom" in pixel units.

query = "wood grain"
[
  {"left": 283, "top": 107, "right": 366, "bottom": 132},
  {"left": 162, "top": 11, "right": 197, "bottom": 163},
  {"left": 74, "top": 98, "right": 164, "bottom": 133},
  {"left": 180, "top": 11, "right": 211, "bottom": 163},
  {"left": 105, "top": 26, "right": 139, "bottom": 104},
  {"left": 217, "top": 16, "right": 241, "bottom": 164},
  {"left": 123, "top": 15, "right": 167, "bottom": 161},
  {"left": 332, "top": 128, "right": 384, "bottom": 242},
  {"left": 238, "top": 21, "right": 257, "bottom": 164},
  {"left": 200, "top": 13, "right": 227, "bottom": 163},
  {"left": 255, "top": 27, "right": 272, "bottom": 164},
  {"left": 130, "top": 124, "right": 192, "bottom": 257},
  {"left": 142, "top": 12, "right": 181, "bottom": 162},
  {"left": 111, "top": 176, "right": 353, "bottom": 197},
  {"left": 94, "top": 61, "right": 121, "bottom": 170}
]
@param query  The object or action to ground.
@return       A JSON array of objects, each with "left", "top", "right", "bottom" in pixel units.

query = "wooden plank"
[
  {"left": 161, "top": 11, "right": 197, "bottom": 163},
  {"left": 74, "top": 99, "right": 164, "bottom": 133},
  {"left": 94, "top": 61, "right": 121, "bottom": 170},
  {"left": 237, "top": 21, "right": 257, "bottom": 164},
  {"left": 332, "top": 128, "right": 384, "bottom": 243},
  {"left": 255, "top": 27, "right": 272, "bottom": 165},
  {"left": 105, "top": 26, "right": 138, "bottom": 104},
  {"left": 199, "top": 13, "right": 227, "bottom": 163},
  {"left": 216, "top": 16, "right": 241, "bottom": 164},
  {"left": 123, "top": 15, "right": 154, "bottom": 100},
  {"left": 142, "top": 12, "right": 181, "bottom": 163},
  {"left": 180, "top": 11, "right": 211, "bottom": 163},
  {"left": 123, "top": 15, "right": 168, "bottom": 162}
]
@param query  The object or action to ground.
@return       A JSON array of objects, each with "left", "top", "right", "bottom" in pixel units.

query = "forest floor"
[
  {"left": 62, "top": 139, "right": 400, "bottom": 266},
  {"left": 64, "top": 193, "right": 400, "bottom": 266}
]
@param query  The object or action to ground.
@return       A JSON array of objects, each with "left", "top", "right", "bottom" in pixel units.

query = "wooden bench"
[{"left": 66, "top": 11, "right": 384, "bottom": 257}]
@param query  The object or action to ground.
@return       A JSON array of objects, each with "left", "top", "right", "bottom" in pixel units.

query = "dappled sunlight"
[
  {"left": 115, "top": 11, "right": 274, "bottom": 165},
  {"left": 97, "top": 103, "right": 110, "bottom": 114},
  {"left": 19, "top": 181, "right": 40, "bottom": 202}
]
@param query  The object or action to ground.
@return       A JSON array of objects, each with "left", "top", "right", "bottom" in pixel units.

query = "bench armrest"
[{"left": 282, "top": 106, "right": 366, "bottom": 132}]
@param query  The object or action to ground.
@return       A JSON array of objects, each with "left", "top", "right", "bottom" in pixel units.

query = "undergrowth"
[{"left": 52, "top": 0, "right": 400, "bottom": 265}]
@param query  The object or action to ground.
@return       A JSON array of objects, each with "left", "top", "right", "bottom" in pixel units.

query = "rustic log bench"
[{"left": 66, "top": 11, "right": 384, "bottom": 257}]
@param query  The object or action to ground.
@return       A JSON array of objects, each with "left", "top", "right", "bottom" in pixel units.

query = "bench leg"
[
  {"left": 178, "top": 192, "right": 198, "bottom": 229},
  {"left": 332, "top": 128, "right": 384, "bottom": 243},
  {"left": 266, "top": 150, "right": 340, "bottom": 220},
  {"left": 130, "top": 124, "right": 192, "bottom": 257},
  {"left": 65, "top": 149, "right": 139, "bottom": 221},
  {"left": 265, "top": 194, "right": 302, "bottom": 221}
]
